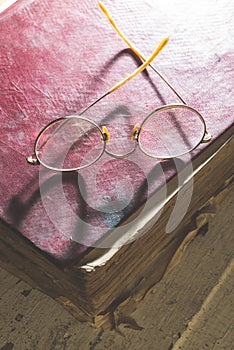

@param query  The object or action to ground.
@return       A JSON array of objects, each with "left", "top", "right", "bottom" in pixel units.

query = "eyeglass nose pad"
[
  {"left": 102, "top": 126, "right": 110, "bottom": 144},
  {"left": 130, "top": 123, "right": 140, "bottom": 141}
]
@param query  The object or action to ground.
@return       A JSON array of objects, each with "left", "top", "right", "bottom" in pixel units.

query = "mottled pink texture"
[{"left": 0, "top": 0, "right": 233, "bottom": 265}]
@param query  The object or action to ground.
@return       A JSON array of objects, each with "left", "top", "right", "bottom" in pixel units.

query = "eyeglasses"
[{"left": 27, "top": 2, "right": 212, "bottom": 172}]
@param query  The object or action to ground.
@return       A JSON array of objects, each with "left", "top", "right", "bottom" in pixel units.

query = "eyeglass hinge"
[
  {"left": 26, "top": 154, "right": 40, "bottom": 165},
  {"left": 202, "top": 131, "right": 212, "bottom": 143}
]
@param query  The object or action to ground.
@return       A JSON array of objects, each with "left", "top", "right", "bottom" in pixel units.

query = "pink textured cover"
[{"left": 0, "top": 0, "right": 233, "bottom": 265}]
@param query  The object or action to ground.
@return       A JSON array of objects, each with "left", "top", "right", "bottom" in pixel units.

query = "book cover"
[{"left": 0, "top": 0, "right": 233, "bottom": 265}]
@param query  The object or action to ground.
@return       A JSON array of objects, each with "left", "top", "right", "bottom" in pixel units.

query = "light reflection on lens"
[
  {"left": 138, "top": 105, "right": 205, "bottom": 158},
  {"left": 35, "top": 117, "right": 105, "bottom": 171}
]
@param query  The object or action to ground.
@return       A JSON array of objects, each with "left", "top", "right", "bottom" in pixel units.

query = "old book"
[{"left": 0, "top": 0, "right": 233, "bottom": 327}]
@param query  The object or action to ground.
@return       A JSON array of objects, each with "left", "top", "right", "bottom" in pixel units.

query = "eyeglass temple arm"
[
  {"left": 99, "top": 2, "right": 212, "bottom": 142},
  {"left": 28, "top": 18, "right": 168, "bottom": 165},
  {"left": 98, "top": 1, "right": 187, "bottom": 105},
  {"left": 79, "top": 37, "right": 169, "bottom": 115}
]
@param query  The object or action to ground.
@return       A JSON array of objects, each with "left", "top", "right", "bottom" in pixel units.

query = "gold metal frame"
[
  {"left": 29, "top": 116, "right": 106, "bottom": 172},
  {"left": 99, "top": 1, "right": 212, "bottom": 142},
  {"left": 138, "top": 104, "right": 207, "bottom": 159},
  {"left": 27, "top": 2, "right": 212, "bottom": 172}
]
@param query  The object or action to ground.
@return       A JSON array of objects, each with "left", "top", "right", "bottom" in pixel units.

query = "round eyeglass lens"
[
  {"left": 35, "top": 117, "right": 105, "bottom": 171},
  {"left": 138, "top": 105, "right": 205, "bottom": 158}
]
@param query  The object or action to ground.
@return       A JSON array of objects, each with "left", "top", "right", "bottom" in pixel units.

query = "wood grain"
[{"left": 0, "top": 191, "right": 233, "bottom": 349}]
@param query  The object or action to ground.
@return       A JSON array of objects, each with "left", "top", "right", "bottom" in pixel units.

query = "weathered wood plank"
[{"left": 0, "top": 191, "right": 233, "bottom": 349}]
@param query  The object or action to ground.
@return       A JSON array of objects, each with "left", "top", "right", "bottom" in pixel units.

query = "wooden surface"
[{"left": 0, "top": 191, "right": 233, "bottom": 349}]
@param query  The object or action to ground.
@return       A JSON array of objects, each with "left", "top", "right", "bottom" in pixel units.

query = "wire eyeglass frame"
[{"left": 27, "top": 2, "right": 212, "bottom": 172}]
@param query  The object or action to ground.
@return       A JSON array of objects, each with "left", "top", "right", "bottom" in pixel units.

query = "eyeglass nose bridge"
[{"left": 103, "top": 123, "right": 139, "bottom": 159}]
